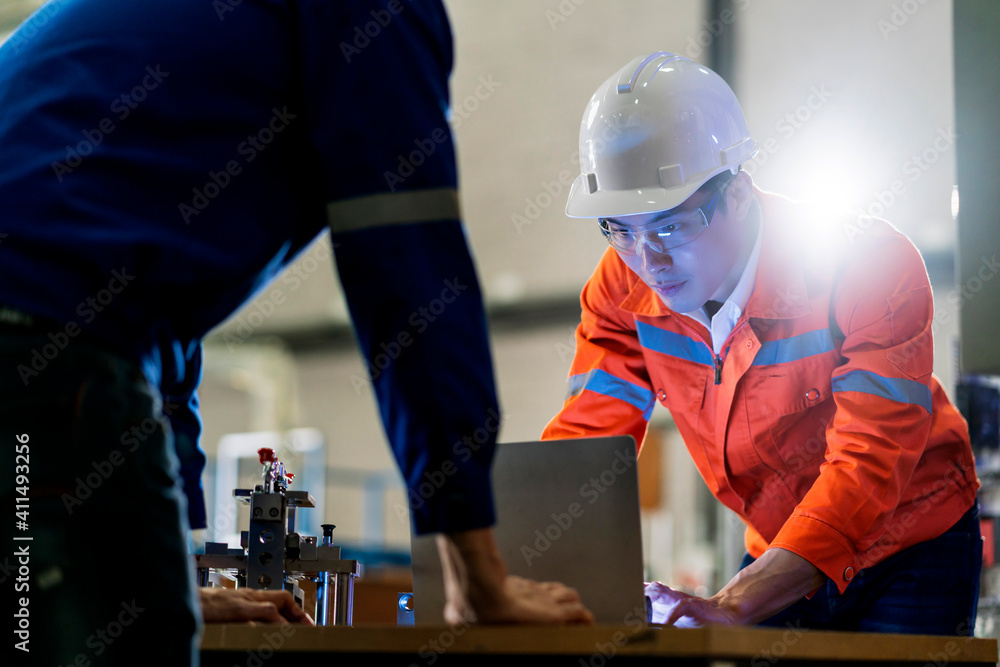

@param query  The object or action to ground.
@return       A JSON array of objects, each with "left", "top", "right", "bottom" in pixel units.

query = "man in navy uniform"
[{"left": 0, "top": 1, "right": 592, "bottom": 665}]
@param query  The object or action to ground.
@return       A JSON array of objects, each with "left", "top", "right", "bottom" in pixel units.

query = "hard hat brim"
[{"left": 564, "top": 161, "right": 751, "bottom": 219}]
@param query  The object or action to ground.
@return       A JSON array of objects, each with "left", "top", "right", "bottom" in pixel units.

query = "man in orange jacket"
[{"left": 543, "top": 52, "right": 982, "bottom": 634}]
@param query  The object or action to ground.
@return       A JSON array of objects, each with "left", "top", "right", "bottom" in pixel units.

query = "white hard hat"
[{"left": 565, "top": 52, "right": 757, "bottom": 218}]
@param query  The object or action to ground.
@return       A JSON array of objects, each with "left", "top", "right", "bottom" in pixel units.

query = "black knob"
[{"left": 321, "top": 524, "right": 336, "bottom": 542}]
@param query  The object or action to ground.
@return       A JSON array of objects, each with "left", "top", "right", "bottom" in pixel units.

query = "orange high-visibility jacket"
[{"left": 543, "top": 187, "right": 979, "bottom": 593}]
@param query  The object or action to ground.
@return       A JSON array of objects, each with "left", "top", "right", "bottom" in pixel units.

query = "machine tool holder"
[{"left": 194, "top": 448, "right": 360, "bottom": 626}]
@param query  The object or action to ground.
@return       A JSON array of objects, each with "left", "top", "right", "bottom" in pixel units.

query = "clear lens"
[{"left": 600, "top": 208, "right": 708, "bottom": 254}]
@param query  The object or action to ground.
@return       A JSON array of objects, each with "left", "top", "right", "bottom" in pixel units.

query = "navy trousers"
[{"left": 1, "top": 330, "right": 200, "bottom": 666}]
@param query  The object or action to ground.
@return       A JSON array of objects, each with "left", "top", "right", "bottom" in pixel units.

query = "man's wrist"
[
  {"left": 707, "top": 589, "right": 752, "bottom": 625},
  {"left": 712, "top": 548, "right": 824, "bottom": 625},
  {"left": 437, "top": 528, "right": 509, "bottom": 620}
]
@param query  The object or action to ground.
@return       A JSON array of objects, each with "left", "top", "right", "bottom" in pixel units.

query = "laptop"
[{"left": 409, "top": 436, "right": 648, "bottom": 624}]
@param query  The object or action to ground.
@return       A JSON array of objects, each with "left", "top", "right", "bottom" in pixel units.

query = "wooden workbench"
[{"left": 200, "top": 623, "right": 999, "bottom": 666}]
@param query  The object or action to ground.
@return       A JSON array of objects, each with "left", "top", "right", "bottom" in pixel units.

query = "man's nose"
[{"left": 637, "top": 237, "right": 672, "bottom": 273}]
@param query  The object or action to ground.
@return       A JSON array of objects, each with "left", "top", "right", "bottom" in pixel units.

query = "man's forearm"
[{"left": 711, "top": 547, "right": 826, "bottom": 625}]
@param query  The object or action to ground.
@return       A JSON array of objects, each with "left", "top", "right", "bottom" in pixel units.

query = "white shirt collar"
[{"left": 681, "top": 213, "right": 764, "bottom": 355}]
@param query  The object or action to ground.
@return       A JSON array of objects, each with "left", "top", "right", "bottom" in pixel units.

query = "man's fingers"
[
  {"left": 665, "top": 598, "right": 705, "bottom": 628},
  {"left": 558, "top": 602, "right": 596, "bottom": 625},
  {"left": 243, "top": 600, "right": 290, "bottom": 625},
  {"left": 492, "top": 575, "right": 596, "bottom": 625},
  {"left": 544, "top": 583, "right": 582, "bottom": 604},
  {"left": 546, "top": 600, "right": 595, "bottom": 625},
  {"left": 665, "top": 598, "right": 689, "bottom": 627},
  {"left": 644, "top": 582, "right": 673, "bottom": 605},
  {"left": 248, "top": 590, "right": 314, "bottom": 624},
  {"left": 512, "top": 578, "right": 582, "bottom": 604},
  {"left": 266, "top": 590, "right": 314, "bottom": 624},
  {"left": 541, "top": 586, "right": 593, "bottom": 624},
  {"left": 200, "top": 588, "right": 314, "bottom": 625}
]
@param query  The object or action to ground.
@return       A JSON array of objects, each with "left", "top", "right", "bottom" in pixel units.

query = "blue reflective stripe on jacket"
[{"left": 568, "top": 369, "right": 655, "bottom": 420}]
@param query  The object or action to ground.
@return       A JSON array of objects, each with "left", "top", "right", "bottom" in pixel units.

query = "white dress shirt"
[{"left": 681, "top": 216, "right": 764, "bottom": 356}]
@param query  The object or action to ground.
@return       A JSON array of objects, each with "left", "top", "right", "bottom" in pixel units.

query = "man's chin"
[{"left": 653, "top": 290, "right": 701, "bottom": 314}]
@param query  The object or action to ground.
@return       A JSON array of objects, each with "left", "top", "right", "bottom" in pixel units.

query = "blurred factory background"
[{"left": 6, "top": 0, "right": 997, "bottom": 630}]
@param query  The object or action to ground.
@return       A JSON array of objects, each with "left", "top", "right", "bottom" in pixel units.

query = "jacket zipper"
[
  {"left": 715, "top": 320, "right": 753, "bottom": 385},
  {"left": 673, "top": 317, "right": 725, "bottom": 386},
  {"left": 675, "top": 318, "right": 752, "bottom": 387}
]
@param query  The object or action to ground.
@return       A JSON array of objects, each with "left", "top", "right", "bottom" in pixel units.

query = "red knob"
[{"left": 258, "top": 448, "right": 276, "bottom": 464}]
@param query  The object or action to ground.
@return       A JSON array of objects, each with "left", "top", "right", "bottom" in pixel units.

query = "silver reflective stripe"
[{"left": 327, "top": 187, "right": 460, "bottom": 233}]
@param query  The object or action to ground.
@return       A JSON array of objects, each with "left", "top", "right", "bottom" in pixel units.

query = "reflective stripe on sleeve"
[
  {"left": 567, "top": 369, "right": 655, "bottom": 420},
  {"left": 831, "top": 369, "right": 933, "bottom": 413},
  {"left": 327, "top": 187, "right": 460, "bottom": 233}
]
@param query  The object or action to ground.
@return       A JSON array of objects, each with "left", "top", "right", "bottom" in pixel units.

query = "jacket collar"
[{"left": 618, "top": 185, "right": 812, "bottom": 321}]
